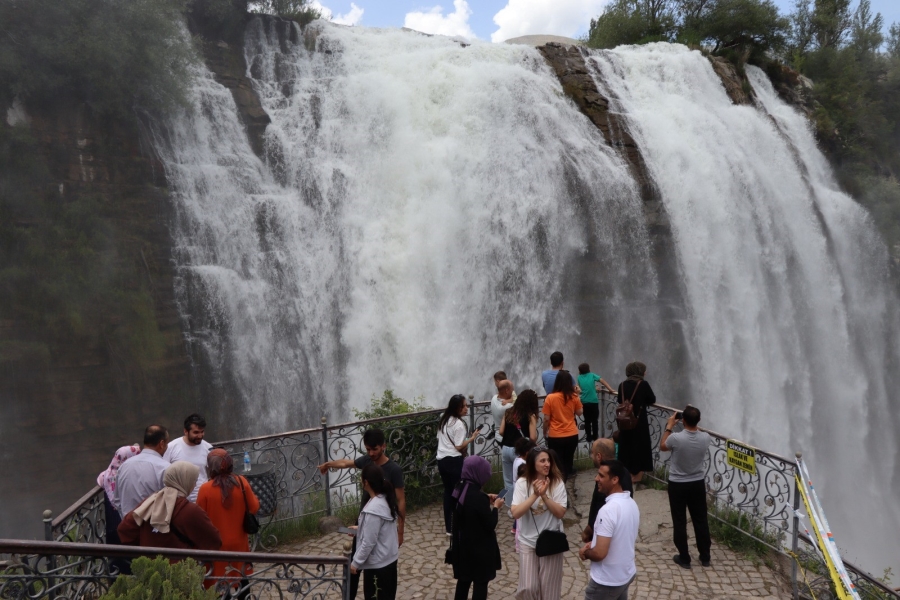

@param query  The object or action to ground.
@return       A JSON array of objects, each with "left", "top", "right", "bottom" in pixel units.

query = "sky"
[{"left": 312, "top": 0, "right": 900, "bottom": 44}]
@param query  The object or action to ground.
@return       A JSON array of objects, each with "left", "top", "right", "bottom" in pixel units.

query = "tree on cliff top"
[
  {"left": 251, "top": 0, "right": 321, "bottom": 26},
  {"left": 0, "top": 0, "right": 196, "bottom": 120}
]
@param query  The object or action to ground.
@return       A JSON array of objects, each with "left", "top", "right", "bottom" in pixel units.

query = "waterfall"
[
  {"left": 151, "top": 23, "right": 898, "bottom": 572},
  {"left": 587, "top": 43, "right": 899, "bottom": 573},
  {"left": 152, "top": 20, "right": 655, "bottom": 429}
]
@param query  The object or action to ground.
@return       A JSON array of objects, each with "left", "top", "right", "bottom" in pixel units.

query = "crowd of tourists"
[
  {"left": 97, "top": 350, "right": 712, "bottom": 600},
  {"left": 96, "top": 413, "right": 258, "bottom": 596}
]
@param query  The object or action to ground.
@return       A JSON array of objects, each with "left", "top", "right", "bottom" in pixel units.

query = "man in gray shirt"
[
  {"left": 115, "top": 425, "right": 170, "bottom": 517},
  {"left": 660, "top": 405, "right": 711, "bottom": 569}
]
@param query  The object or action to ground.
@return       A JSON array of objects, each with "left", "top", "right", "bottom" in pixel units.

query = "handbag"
[
  {"left": 615, "top": 380, "right": 642, "bottom": 432},
  {"left": 238, "top": 477, "right": 260, "bottom": 535},
  {"left": 444, "top": 505, "right": 458, "bottom": 565},
  {"left": 529, "top": 490, "right": 570, "bottom": 557}
]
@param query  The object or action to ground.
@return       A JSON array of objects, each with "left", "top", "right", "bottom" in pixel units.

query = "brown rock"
[{"left": 708, "top": 56, "right": 752, "bottom": 105}]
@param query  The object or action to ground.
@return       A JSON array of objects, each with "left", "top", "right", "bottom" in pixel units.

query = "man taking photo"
[{"left": 660, "top": 405, "right": 712, "bottom": 569}]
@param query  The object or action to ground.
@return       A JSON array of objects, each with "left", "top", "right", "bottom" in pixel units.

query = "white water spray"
[{"left": 588, "top": 43, "right": 899, "bottom": 574}]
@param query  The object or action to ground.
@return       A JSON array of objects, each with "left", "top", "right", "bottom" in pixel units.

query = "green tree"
[
  {"left": 849, "top": 0, "right": 884, "bottom": 56},
  {"left": 587, "top": 0, "right": 677, "bottom": 48},
  {"left": 700, "top": 0, "right": 788, "bottom": 57},
  {"left": 252, "top": 0, "right": 321, "bottom": 25},
  {"left": 811, "top": 0, "right": 851, "bottom": 49},
  {"left": 887, "top": 22, "right": 900, "bottom": 59},
  {"left": 100, "top": 556, "right": 217, "bottom": 600},
  {"left": 0, "top": 0, "right": 196, "bottom": 120}
]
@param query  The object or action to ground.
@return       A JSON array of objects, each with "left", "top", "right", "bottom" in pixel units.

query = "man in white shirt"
[
  {"left": 163, "top": 413, "right": 213, "bottom": 502},
  {"left": 579, "top": 460, "right": 640, "bottom": 600},
  {"left": 115, "top": 425, "right": 170, "bottom": 517},
  {"left": 490, "top": 379, "right": 515, "bottom": 430}
]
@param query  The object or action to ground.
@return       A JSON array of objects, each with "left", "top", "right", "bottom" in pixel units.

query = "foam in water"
[
  {"left": 587, "top": 43, "right": 899, "bottom": 574},
  {"left": 151, "top": 21, "right": 648, "bottom": 428}
]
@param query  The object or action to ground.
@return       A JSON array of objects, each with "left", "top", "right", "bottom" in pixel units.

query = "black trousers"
[
  {"left": 583, "top": 403, "right": 600, "bottom": 442},
  {"left": 438, "top": 455, "right": 464, "bottom": 533},
  {"left": 103, "top": 495, "right": 132, "bottom": 576},
  {"left": 454, "top": 579, "right": 488, "bottom": 600},
  {"left": 363, "top": 560, "right": 398, "bottom": 600},
  {"left": 667, "top": 479, "right": 711, "bottom": 563},
  {"left": 547, "top": 434, "right": 579, "bottom": 480}
]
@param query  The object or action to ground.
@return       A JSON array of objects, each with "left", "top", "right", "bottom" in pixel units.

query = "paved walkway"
[{"left": 282, "top": 472, "right": 792, "bottom": 599}]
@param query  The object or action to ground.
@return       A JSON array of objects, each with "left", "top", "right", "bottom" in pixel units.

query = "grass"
[
  {"left": 263, "top": 491, "right": 360, "bottom": 547},
  {"left": 707, "top": 502, "right": 782, "bottom": 567}
]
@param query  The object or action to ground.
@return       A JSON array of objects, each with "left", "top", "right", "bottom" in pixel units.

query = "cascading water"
[
  {"left": 587, "top": 43, "right": 899, "bottom": 573},
  {"left": 152, "top": 22, "right": 898, "bottom": 573},
  {"left": 151, "top": 20, "right": 657, "bottom": 430}
]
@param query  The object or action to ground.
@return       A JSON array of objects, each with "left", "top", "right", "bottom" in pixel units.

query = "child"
[{"left": 577, "top": 362, "right": 616, "bottom": 443}]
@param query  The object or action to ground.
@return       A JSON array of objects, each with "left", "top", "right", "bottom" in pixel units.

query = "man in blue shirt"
[{"left": 541, "top": 351, "right": 576, "bottom": 394}]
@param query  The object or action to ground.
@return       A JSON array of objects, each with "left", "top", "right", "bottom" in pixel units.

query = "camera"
[{"left": 674, "top": 412, "right": 682, "bottom": 420}]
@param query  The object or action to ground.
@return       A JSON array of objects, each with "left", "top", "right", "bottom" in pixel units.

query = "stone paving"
[{"left": 282, "top": 471, "right": 793, "bottom": 599}]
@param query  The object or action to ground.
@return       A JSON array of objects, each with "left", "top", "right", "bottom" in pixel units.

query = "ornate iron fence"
[
  {"left": 0, "top": 539, "right": 349, "bottom": 600},
  {"left": 44, "top": 390, "right": 896, "bottom": 599}
]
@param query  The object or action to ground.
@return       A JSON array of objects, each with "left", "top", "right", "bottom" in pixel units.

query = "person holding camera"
[{"left": 660, "top": 405, "right": 712, "bottom": 569}]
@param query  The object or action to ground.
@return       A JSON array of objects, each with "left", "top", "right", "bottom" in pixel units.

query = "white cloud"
[
  {"left": 404, "top": 0, "right": 477, "bottom": 39},
  {"left": 490, "top": 0, "right": 607, "bottom": 43},
  {"left": 309, "top": 1, "right": 364, "bottom": 26}
]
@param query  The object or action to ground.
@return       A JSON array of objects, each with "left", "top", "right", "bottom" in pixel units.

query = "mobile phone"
[
  {"left": 475, "top": 424, "right": 485, "bottom": 431},
  {"left": 337, "top": 526, "right": 357, "bottom": 536},
  {"left": 674, "top": 412, "right": 682, "bottom": 420}
]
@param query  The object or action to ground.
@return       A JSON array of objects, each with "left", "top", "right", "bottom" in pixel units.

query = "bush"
[
  {"left": 100, "top": 556, "right": 217, "bottom": 600},
  {"left": 353, "top": 390, "right": 441, "bottom": 508}
]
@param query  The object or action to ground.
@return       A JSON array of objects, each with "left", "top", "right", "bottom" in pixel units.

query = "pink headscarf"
[{"left": 97, "top": 444, "right": 141, "bottom": 509}]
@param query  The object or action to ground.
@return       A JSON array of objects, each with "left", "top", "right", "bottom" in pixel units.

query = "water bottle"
[{"left": 243, "top": 451, "right": 251, "bottom": 473}]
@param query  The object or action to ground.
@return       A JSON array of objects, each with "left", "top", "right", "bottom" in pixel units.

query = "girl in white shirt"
[
  {"left": 511, "top": 448, "right": 568, "bottom": 599},
  {"left": 436, "top": 394, "right": 478, "bottom": 535}
]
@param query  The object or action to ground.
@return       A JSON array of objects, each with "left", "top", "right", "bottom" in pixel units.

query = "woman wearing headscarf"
[
  {"left": 118, "top": 461, "right": 222, "bottom": 552},
  {"left": 97, "top": 444, "right": 141, "bottom": 574},
  {"left": 197, "top": 449, "right": 260, "bottom": 589},
  {"left": 616, "top": 361, "right": 657, "bottom": 483},
  {"left": 448, "top": 455, "right": 504, "bottom": 600},
  {"left": 97, "top": 444, "right": 141, "bottom": 546}
]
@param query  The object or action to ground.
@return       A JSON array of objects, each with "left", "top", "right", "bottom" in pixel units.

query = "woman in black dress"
[
  {"left": 616, "top": 361, "right": 657, "bottom": 483},
  {"left": 448, "top": 456, "right": 504, "bottom": 600}
]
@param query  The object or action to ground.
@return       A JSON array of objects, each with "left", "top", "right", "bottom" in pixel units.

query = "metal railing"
[
  {"left": 0, "top": 539, "right": 349, "bottom": 600},
  {"left": 45, "top": 390, "right": 897, "bottom": 599}
]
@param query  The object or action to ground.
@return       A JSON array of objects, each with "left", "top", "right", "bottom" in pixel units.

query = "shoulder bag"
[
  {"left": 615, "top": 380, "right": 642, "bottom": 432},
  {"left": 238, "top": 477, "right": 260, "bottom": 534},
  {"left": 444, "top": 419, "right": 469, "bottom": 457},
  {"left": 529, "top": 486, "right": 570, "bottom": 557}
]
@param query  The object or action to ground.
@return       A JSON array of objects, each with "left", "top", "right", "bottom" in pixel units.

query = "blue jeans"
[{"left": 501, "top": 445, "right": 517, "bottom": 500}]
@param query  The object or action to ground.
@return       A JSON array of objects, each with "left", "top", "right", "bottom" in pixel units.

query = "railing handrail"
[
  {"left": 50, "top": 486, "right": 103, "bottom": 529},
  {"left": 648, "top": 402, "right": 798, "bottom": 466},
  {"left": 0, "top": 539, "right": 347, "bottom": 566}
]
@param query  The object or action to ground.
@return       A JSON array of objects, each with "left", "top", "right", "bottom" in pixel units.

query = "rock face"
[
  {"left": 0, "top": 101, "right": 203, "bottom": 538},
  {"left": 708, "top": 56, "right": 753, "bottom": 105},
  {"left": 536, "top": 42, "right": 667, "bottom": 233},
  {"left": 194, "top": 32, "right": 271, "bottom": 157}
]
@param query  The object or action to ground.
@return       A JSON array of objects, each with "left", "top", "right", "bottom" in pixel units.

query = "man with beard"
[{"left": 163, "top": 413, "right": 213, "bottom": 502}]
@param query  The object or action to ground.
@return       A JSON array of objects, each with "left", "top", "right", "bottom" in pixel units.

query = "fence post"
[
  {"left": 342, "top": 539, "right": 353, "bottom": 600},
  {"left": 43, "top": 509, "right": 53, "bottom": 541},
  {"left": 468, "top": 395, "right": 476, "bottom": 456},
  {"left": 43, "top": 510, "right": 57, "bottom": 600},
  {"left": 791, "top": 452, "right": 801, "bottom": 600},
  {"left": 600, "top": 391, "right": 607, "bottom": 438},
  {"left": 322, "top": 417, "right": 332, "bottom": 517}
]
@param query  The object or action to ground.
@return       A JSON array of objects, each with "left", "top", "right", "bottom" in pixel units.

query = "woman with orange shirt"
[
  {"left": 197, "top": 449, "right": 260, "bottom": 594},
  {"left": 541, "top": 370, "right": 583, "bottom": 480}
]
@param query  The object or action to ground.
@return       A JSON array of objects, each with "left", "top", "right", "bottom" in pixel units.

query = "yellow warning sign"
[{"left": 726, "top": 440, "right": 757, "bottom": 475}]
